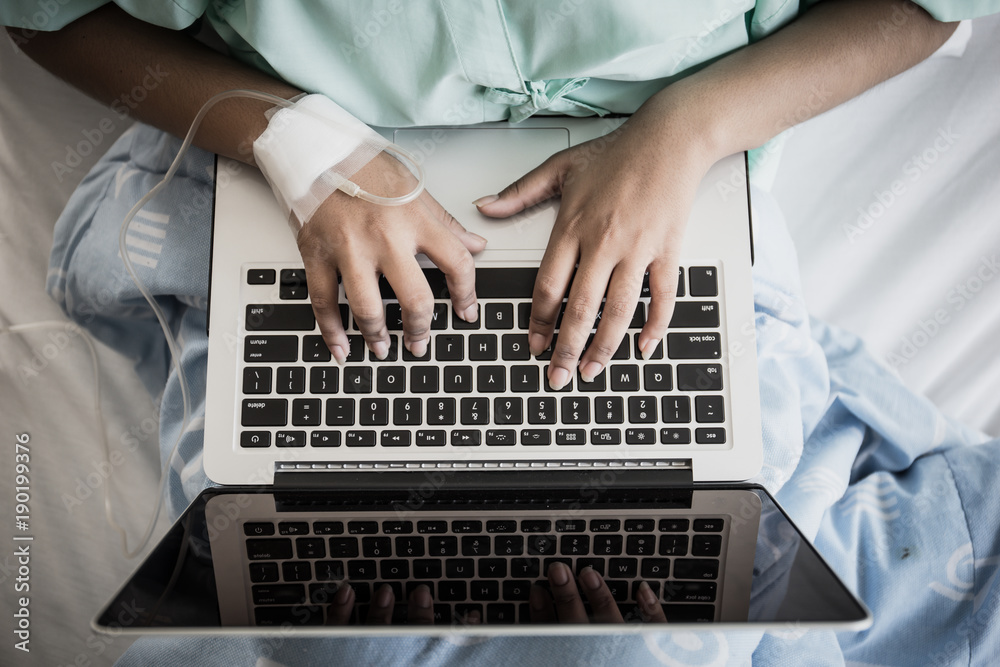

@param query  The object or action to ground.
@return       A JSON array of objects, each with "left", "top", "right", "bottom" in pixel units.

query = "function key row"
[{"left": 242, "top": 518, "right": 723, "bottom": 537}]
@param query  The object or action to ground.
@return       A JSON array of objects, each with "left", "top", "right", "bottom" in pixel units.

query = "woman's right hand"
[{"left": 297, "top": 152, "right": 487, "bottom": 363}]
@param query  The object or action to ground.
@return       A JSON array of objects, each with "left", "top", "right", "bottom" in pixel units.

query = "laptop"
[{"left": 93, "top": 118, "right": 871, "bottom": 633}]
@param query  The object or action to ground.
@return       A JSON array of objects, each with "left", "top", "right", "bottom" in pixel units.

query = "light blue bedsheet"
[{"left": 48, "top": 124, "right": 1000, "bottom": 666}]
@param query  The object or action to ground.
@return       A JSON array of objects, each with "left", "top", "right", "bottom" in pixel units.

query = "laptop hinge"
[{"left": 273, "top": 459, "right": 693, "bottom": 491}]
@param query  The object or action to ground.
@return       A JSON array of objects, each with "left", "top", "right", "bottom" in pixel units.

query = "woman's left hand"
[{"left": 475, "top": 94, "right": 717, "bottom": 388}]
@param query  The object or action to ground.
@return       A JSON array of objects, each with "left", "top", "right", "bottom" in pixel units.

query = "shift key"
[{"left": 246, "top": 304, "right": 315, "bottom": 331}]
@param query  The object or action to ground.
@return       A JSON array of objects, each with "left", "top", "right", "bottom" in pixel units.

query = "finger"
[
  {"left": 366, "top": 584, "right": 395, "bottom": 625},
  {"left": 636, "top": 581, "right": 667, "bottom": 623},
  {"left": 639, "top": 259, "right": 679, "bottom": 359},
  {"left": 474, "top": 153, "right": 567, "bottom": 219},
  {"left": 417, "top": 192, "right": 488, "bottom": 255},
  {"left": 339, "top": 259, "right": 391, "bottom": 360},
  {"left": 528, "top": 237, "right": 578, "bottom": 360},
  {"left": 528, "top": 584, "right": 556, "bottom": 624},
  {"left": 548, "top": 258, "right": 612, "bottom": 390},
  {"left": 325, "top": 581, "right": 354, "bottom": 626},
  {"left": 417, "top": 216, "right": 479, "bottom": 324},
  {"left": 547, "top": 561, "right": 588, "bottom": 623},
  {"left": 577, "top": 567, "right": 623, "bottom": 624},
  {"left": 579, "top": 263, "right": 644, "bottom": 383},
  {"left": 300, "top": 256, "right": 349, "bottom": 364},
  {"left": 406, "top": 585, "right": 435, "bottom": 625},
  {"left": 381, "top": 252, "right": 434, "bottom": 357}
]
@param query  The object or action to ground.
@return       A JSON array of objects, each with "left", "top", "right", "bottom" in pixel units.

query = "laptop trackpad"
[{"left": 393, "top": 128, "right": 569, "bottom": 261}]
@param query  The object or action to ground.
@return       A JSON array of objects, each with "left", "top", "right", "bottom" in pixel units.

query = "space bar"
[
  {"left": 378, "top": 267, "right": 539, "bottom": 299},
  {"left": 245, "top": 304, "right": 315, "bottom": 331}
]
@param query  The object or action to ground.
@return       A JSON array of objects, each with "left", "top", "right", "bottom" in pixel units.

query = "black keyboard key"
[
  {"left": 624, "top": 519, "right": 655, "bottom": 532},
  {"left": 380, "top": 522, "right": 412, "bottom": 535},
  {"left": 605, "top": 580, "right": 629, "bottom": 602},
  {"left": 435, "top": 335, "right": 464, "bottom": 361},
  {"left": 443, "top": 366, "right": 473, "bottom": 392},
  {"left": 643, "top": 364, "right": 672, "bottom": 391},
  {"left": 380, "top": 430, "right": 411, "bottom": 446},
  {"left": 527, "top": 535, "right": 557, "bottom": 555},
  {"left": 677, "top": 364, "right": 723, "bottom": 391},
  {"left": 502, "top": 580, "right": 531, "bottom": 601},
  {"left": 668, "top": 332, "right": 722, "bottom": 360},
  {"left": 416, "top": 429, "right": 447, "bottom": 446},
  {"left": 413, "top": 559, "right": 442, "bottom": 579},
  {"left": 254, "top": 605, "right": 322, "bottom": 626},
  {"left": 376, "top": 367, "right": 406, "bottom": 393},
  {"left": 244, "top": 522, "right": 275, "bottom": 537},
  {"left": 368, "top": 336, "right": 398, "bottom": 362},
  {"left": 438, "top": 581, "right": 467, "bottom": 602},
  {"left": 561, "top": 397, "right": 590, "bottom": 424},
  {"left": 591, "top": 428, "right": 622, "bottom": 445},
  {"left": 313, "top": 522, "right": 344, "bottom": 535},
  {"left": 380, "top": 560, "right": 409, "bottom": 579},
  {"left": 346, "top": 581, "right": 371, "bottom": 604},
  {"left": 662, "top": 582, "right": 716, "bottom": 603},
  {"left": 555, "top": 519, "right": 585, "bottom": 533},
  {"left": 661, "top": 396, "right": 691, "bottom": 424},
  {"left": 445, "top": 558, "right": 475, "bottom": 578},
  {"left": 430, "top": 303, "right": 448, "bottom": 329},
  {"left": 328, "top": 538, "right": 359, "bottom": 558},
  {"left": 427, "top": 398, "right": 456, "bottom": 426},
  {"left": 282, "top": 561, "right": 311, "bottom": 581},
  {"left": 346, "top": 335, "right": 365, "bottom": 362},
  {"left": 344, "top": 430, "right": 375, "bottom": 446},
  {"left": 695, "top": 428, "right": 726, "bottom": 444},
  {"left": 392, "top": 397, "right": 422, "bottom": 426},
  {"left": 410, "top": 366, "right": 439, "bottom": 393},
  {"left": 494, "top": 535, "right": 524, "bottom": 556},
  {"left": 543, "top": 558, "right": 573, "bottom": 576},
  {"left": 628, "top": 396, "right": 657, "bottom": 423},
  {"left": 249, "top": 562, "right": 279, "bottom": 583},
  {"left": 693, "top": 518, "right": 725, "bottom": 532},
  {"left": 575, "top": 558, "right": 605, "bottom": 576},
  {"left": 240, "top": 431, "right": 271, "bottom": 448},
  {"left": 452, "top": 304, "right": 480, "bottom": 330},
  {"left": 517, "top": 302, "right": 532, "bottom": 329},
  {"left": 395, "top": 536, "right": 423, "bottom": 557},
  {"left": 302, "top": 335, "right": 331, "bottom": 362},
  {"left": 494, "top": 397, "right": 523, "bottom": 425},
  {"left": 462, "top": 536, "right": 491, "bottom": 556},
  {"left": 247, "top": 268, "right": 276, "bottom": 285},
  {"left": 555, "top": 428, "right": 586, "bottom": 445},
  {"left": 245, "top": 305, "right": 314, "bottom": 332},
  {"left": 486, "top": 429, "right": 517, "bottom": 445},
  {"left": 243, "top": 367, "right": 272, "bottom": 394},
  {"left": 659, "top": 519, "right": 689, "bottom": 532},
  {"left": 625, "top": 428, "right": 656, "bottom": 444},
  {"left": 659, "top": 534, "right": 689, "bottom": 556},
  {"left": 634, "top": 334, "right": 664, "bottom": 360},
  {"left": 471, "top": 581, "right": 499, "bottom": 601},
  {"left": 673, "top": 559, "right": 720, "bottom": 580},
  {"left": 403, "top": 341, "right": 432, "bottom": 362},
  {"left": 520, "top": 429, "right": 551, "bottom": 445},
  {"left": 502, "top": 333, "right": 530, "bottom": 360},
  {"left": 663, "top": 604, "right": 716, "bottom": 622},
  {"left": 629, "top": 302, "right": 645, "bottom": 329},
  {"left": 309, "top": 367, "right": 338, "bottom": 393},
  {"left": 535, "top": 335, "right": 557, "bottom": 361},
  {"left": 429, "top": 536, "right": 458, "bottom": 556},
  {"left": 521, "top": 520, "right": 551, "bottom": 533},
  {"left": 418, "top": 521, "right": 448, "bottom": 534},
  {"left": 527, "top": 397, "right": 556, "bottom": 424},
  {"left": 347, "top": 560, "right": 377, "bottom": 580},
  {"left": 296, "top": 537, "right": 326, "bottom": 559},
  {"left": 543, "top": 363, "right": 571, "bottom": 392},
  {"left": 669, "top": 301, "right": 720, "bottom": 328},
  {"left": 609, "top": 365, "right": 639, "bottom": 392},
  {"left": 688, "top": 267, "right": 718, "bottom": 297},
  {"left": 608, "top": 558, "right": 637, "bottom": 578},
  {"left": 311, "top": 429, "right": 341, "bottom": 446},
  {"left": 487, "top": 520, "right": 516, "bottom": 533},
  {"left": 324, "top": 398, "right": 355, "bottom": 426},
  {"left": 244, "top": 336, "right": 297, "bottom": 362},
  {"left": 590, "top": 519, "right": 620, "bottom": 532},
  {"left": 577, "top": 367, "right": 606, "bottom": 392},
  {"left": 359, "top": 398, "right": 389, "bottom": 425},
  {"left": 559, "top": 534, "right": 590, "bottom": 555},
  {"left": 242, "top": 399, "right": 287, "bottom": 427},
  {"left": 594, "top": 397, "right": 624, "bottom": 424},
  {"left": 510, "top": 365, "right": 540, "bottom": 392},
  {"left": 279, "top": 267, "right": 307, "bottom": 291},
  {"left": 452, "top": 520, "right": 483, "bottom": 533},
  {"left": 510, "top": 558, "right": 540, "bottom": 578},
  {"left": 291, "top": 398, "right": 321, "bottom": 426},
  {"left": 460, "top": 397, "right": 489, "bottom": 424},
  {"left": 469, "top": 334, "right": 498, "bottom": 360},
  {"left": 477, "top": 365, "right": 506, "bottom": 392},
  {"left": 349, "top": 522, "right": 379, "bottom": 534},
  {"left": 611, "top": 336, "right": 631, "bottom": 360},
  {"left": 385, "top": 303, "right": 403, "bottom": 330},
  {"left": 632, "top": 580, "right": 662, "bottom": 601},
  {"left": 695, "top": 396, "right": 725, "bottom": 423},
  {"left": 275, "top": 430, "right": 306, "bottom": 447},
  {"left": 308, "top": 581, "right": 342, "bottom": 604},
  {"left": 625, "top": 535, "right": 656, "bottom": 555},
  {"left": 692, "top": 535, "right": 722, "bottom": 557},
  {"left": 343, "top": 367, "right": 373, "bottom": 393}
]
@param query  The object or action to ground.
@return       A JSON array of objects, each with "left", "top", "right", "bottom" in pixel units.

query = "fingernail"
[
  {"left": 579, "top": 361, "right": 602, "bottom": 384},
  {"left": 473, "top": 194, "right": 499, "bottom": 207},
  {"left": 468, "top": 231, "right": 488, "bottom": 244},
  {"left": 549, "top": 366, "right": 570, "bottom": 391},
  {"left": 371, "top": 340, "right": 389, "bottom": 360},
  {"left": 330, "top": 344, "right": 346, "bottom": 365},
  {"left": 640, "top": 339, "right": 658, "bottom": 361},
  {"left": 528, "top": 332, "right": 547, "bottom": 356},
  {"left": 414, "top": 584, "right": 432, "bottom": 609},
  {"left": 462, "top": 304, "right": 479, "bottom": 323},
  {"left": 334, "top": 582, "right": 353, "bottom": 605},
  {"left": 549, "top": 561, "right": 570, "bottom": 586},
  {"left": 408, "top": 338, "right": 428, "bottom": 358},
  {"left": 375, "top": 584, "right": 393, "bottom": 609},
  {"left": 638, "top": 581, "right": 657, "bottom": 606},
  {"left": 580, "top": 566, "right": 602, "bottom": 591}
]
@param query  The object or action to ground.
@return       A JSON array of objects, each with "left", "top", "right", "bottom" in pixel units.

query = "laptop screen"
[{"left": 95, "top": 483, "right": 869, "bottom": 634}]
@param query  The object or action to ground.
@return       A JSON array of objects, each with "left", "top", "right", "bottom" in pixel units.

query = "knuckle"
[
  {"left": 554, "top": 344, "right": 581, "bottom": 363},
  {"left": 451, "top": 251, "right": 475, "bottom": 276},
  {"left": 529, "top": 314, "right": 555, "bottom": 329},
  {"left": 309, "top": 294, "right": 336, "bottom": 313},
  {"left": 566, "top": 296, "right": 596, "bottom": 323},
  {"left": 587, "top": 339, "right": 618, "bottom": 360},
  {"left": 534, "top": 273, "right": 565, "bottom": 303},
  {"left": 605, "top": 298, "right": 633, "bottom": 321}
]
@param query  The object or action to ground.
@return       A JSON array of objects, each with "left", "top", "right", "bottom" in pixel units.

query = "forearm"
[
  {"left": 647, "top": 0, "right": 958, "bottom": 163},
  {"left": 8, "top": 4, "right": 300, "bottom": 164}
]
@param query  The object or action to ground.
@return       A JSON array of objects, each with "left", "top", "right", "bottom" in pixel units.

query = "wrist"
[{"left": 633, "top": 83, "right": 733, "bottom": 174}]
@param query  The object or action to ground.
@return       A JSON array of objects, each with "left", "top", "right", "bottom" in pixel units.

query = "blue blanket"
[{"left": 49, "top": 124, "right": 999, "bottom": 666}]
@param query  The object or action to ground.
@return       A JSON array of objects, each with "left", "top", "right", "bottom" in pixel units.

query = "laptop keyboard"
[
  {"left": 241, "top": 510, "right": 726, "bottom": 625},
  {"left": 238, "top": 265, "right": 728, "bottom": 453}
]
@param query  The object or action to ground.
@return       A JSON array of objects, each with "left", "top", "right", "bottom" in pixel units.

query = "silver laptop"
[{"left": 93, "top": 118, "right": 870, "bottom": 634}]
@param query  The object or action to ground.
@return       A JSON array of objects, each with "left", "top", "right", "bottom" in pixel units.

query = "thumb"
[{"left": 473, "top": 155, "right": 566, "bottom": 219}]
